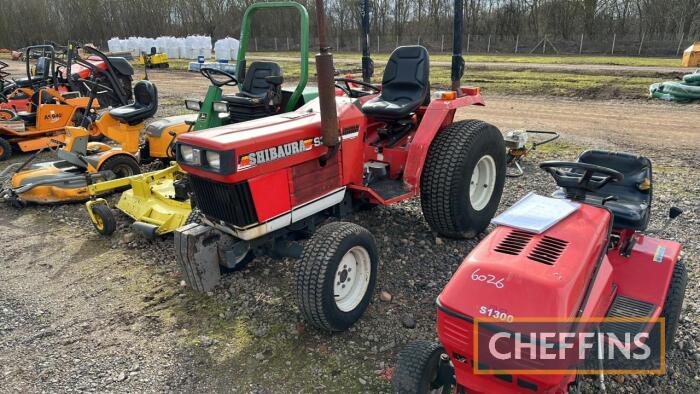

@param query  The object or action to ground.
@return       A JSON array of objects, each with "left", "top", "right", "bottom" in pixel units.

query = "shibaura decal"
[
  {"left": 472, "top": 317, "right": 665, "bottom": 375},
  {"left": 238, "top": 137, "right": 322, "bottom": 171}
]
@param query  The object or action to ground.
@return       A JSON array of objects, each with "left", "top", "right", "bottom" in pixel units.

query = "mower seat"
[
  {"left": 221, "top": 61, "right": 283, "bottom": 122},
  {"left": 109, "top": 80, "right": 158, "bottom": 125},
  {"left": 361, "top": 46, "right": 430, "bottom": 120},
  {"left": 14, "top": 76, "right": 46, "bottom": 88},
  {"left": 578, "top": 150, "right": 652, "bottom": 231},
  {"left": 222, "top": 61, "right": 283, "bottom": 104}
]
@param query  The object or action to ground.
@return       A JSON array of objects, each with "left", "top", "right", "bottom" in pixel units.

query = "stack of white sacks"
[
  {"left": 214, "top": 37, "right": 240, "bottom": 62},
  {"left": 107, "top": 36, "right": 217, "bottom": 60}
]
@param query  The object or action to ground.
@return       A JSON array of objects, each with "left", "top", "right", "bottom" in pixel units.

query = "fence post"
[
  {"left": 441, "top": 35, "right": 445, "bottom": 52},
  {"left": 287, "top": 37, "right": 290, "bottom": 51},
  {"left": 638, "top": 32, "right": 645, "bottom": 56},
  {"left": 611, "top": 33, "right": 616, "bottom": 55},
  {"left": 579, "top": 33, "right": 584, "bottom": 54},
  {"left": 543, "top": 34, "right": 546, "bottom": 54},
  {"left": 377, "top": 35, "right": 380, "bottom": 53},
  {"left": 676, "top": 33, "right": 685, "bottom": 56},
  {"left": 255, "top": 38, "right": 258, "bottom": 51},
  {"left": 418, "top": 36, "right": 421, "bottom": 45},
  {"left": 358, "top": 36, "right": 361, "bottom": 52},
  {"left": 466, "top": 34, "right": 470, "bottom": 53},
  {"left": 487, "top": 34, "right": 491, "bottom": 53},
  {"left": 514, "top": 35, "right": 519, "bottom": 53},
  {"left": 274, "top": 37, "right": 278, "bottom": 51},
  {"left": 336, "top": 35, "right": 339, "bottom": 51}
]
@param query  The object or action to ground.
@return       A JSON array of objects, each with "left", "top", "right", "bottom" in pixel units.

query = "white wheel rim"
[
  {"left": 334, "top": 246, "right": 371, "bottom": 312},
  {"left": 469, "top": 155, "right": 497, "bottom": 211}
]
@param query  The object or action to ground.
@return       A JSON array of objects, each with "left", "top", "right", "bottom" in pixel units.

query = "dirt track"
[{"left": 1, "top": 64, "right": 699, "bottom": 393}]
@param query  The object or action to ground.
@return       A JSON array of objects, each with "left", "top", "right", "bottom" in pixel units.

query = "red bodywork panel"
[
  {"left": 438, "top": 203, "right": 611, "bottom": 320},
  {"left": 178, "top": 90, "right": 485, "bottom": 226}
]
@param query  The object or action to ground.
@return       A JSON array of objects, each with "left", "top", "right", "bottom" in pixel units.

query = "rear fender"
[
  {"left": 403, "top": 94, "right": 485, "bottom": 189},
  {"left": 95, "top": 151, "right": 136, "bottom": 172}
]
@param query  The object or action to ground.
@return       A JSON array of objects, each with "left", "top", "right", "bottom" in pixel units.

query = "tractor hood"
[
  {"left": 438, "top": 202, "right": 612, "bottom": 321},
  {"left": 176, "top": 96, "right": 363, "bottom": 183}
]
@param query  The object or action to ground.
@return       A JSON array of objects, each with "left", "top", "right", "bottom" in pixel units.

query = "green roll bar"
[{"left": 237, "top": 1, "right": 309, "bottom": 112}]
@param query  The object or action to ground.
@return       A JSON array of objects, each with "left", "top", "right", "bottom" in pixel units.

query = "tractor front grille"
[{"left": 189, "top": 175, "right": 258, "bottom": 228}]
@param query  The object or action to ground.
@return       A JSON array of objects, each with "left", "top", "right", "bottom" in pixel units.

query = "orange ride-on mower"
[
  {"left": 173, "top": 0, "right": 506, "bottom": 332},
  {"left": 393, "top": 151, "right": 688, "bottom": 393},
  {"left": 0, "top": 79, "right": 158, "bottom": 206}
]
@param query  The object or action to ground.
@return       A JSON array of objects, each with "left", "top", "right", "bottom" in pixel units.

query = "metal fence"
[{"left": 249, "top": 34, "right": 697, "bottom": 57}]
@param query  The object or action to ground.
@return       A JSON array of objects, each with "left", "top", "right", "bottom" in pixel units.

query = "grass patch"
[{"left": 250, "top": 51, "right": 680, "bottom": 67}]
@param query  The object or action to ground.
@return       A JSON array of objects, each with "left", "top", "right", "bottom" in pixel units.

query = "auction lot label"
[{"left": 474, "top": 317, "right": 665, "bottom": 375}]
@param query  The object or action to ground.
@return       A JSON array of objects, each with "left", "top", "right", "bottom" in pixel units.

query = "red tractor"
[
  {"left": 392, "top": 152, "right": 688, "bottom": 393},
  {"left": 174, "top": 0, "right": 506, "bottom": 331}
]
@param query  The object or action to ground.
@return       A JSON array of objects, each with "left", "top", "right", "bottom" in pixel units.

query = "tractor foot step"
[{"left": 368, "top": 179, "right": 409, "bottom": 200}]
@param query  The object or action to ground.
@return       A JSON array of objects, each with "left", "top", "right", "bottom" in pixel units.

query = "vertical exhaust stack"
[
  {"left": 361, "top": 0, "right": 374, "bottom": 84},
  {"left": 314, "top": 0, "right": 339, "bottom": 149},
  {"left": 451, "top": 0, "right": 465, "bottom": 93}
]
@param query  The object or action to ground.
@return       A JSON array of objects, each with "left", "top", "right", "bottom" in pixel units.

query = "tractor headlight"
[
  {"left": 212, "top": 101, "right": 228, "bottom": 113},
  {"left": 185, "top": 99, "right": 201, "bottom": 111},
  {"left": 205, "top": 151, "right": 220, "bottom": 170},
  {"left": 180, "top": 145, "right": 201, "bottom": 165}
]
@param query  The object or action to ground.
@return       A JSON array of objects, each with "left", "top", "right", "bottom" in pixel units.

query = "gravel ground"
[{"left": 0, "top": 80, "right": 698, "bottom": 392}]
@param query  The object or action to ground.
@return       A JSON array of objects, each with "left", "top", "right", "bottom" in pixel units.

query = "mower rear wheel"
[
  {"left": 420, "top": 119, "right": 505, "bottom": 238},
  {"left": 392, "top": 340, "right": 454, "bottom": 394},
  {"left": 296, "top": 222, "right": 378, "bottom": 332},
  {"left": 656, "top": 260, "right": 687, "bottom": 349},
  {"left": 99, "top": 155, "right": 141, "bottom": 178},
  {"left": 91, "top": 204, "right": 117, "bottom": 236},
  {"left": 0, "top": 109, "right": 18, "bottom": 121},
  {"left": 0, "top": 137, "right": 11, "bottom": 161}
]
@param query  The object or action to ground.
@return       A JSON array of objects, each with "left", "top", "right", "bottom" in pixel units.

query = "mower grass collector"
[
  {"left": 392, "top": 151, "right": 688, "bottom": 393},
  {"left": 173, "top": 0, "right": 506, "bottom": 332}
]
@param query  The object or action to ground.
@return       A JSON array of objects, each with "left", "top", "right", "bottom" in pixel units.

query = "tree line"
[{"left": 0, "top": 0, "right": 697, "bottom": 53}]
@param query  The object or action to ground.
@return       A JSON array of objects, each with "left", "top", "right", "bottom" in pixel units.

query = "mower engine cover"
[{"left": 438, "top": 202, "right": 612, "bottom": 320}]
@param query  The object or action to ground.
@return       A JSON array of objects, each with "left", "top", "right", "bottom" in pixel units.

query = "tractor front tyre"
[
  {"left": 296, "top": 222, "right": 378, "bottom": 332},
  {"left": 420, "top": 119, "right": 506, "bottom": 239},
  {"left": 91, "top": 204, "right": 117, "bottom": 236},
  {"left": 392, "top": 341, "right": 454, "bottom": 394},
  {"left": 0, "top": 137, "right": 11, "bottom": 161}
]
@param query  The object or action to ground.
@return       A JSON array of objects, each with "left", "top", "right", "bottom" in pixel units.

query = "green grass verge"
[
  {"left": 159, "top": 58, "right": 655, "bottom": 99},
  {"left": 249, "top": 51, "right": 681, "bottom": 67}
]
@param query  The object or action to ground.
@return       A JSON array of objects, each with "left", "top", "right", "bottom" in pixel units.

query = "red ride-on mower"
[
  {"left": 174, "top": 0, "right": 506, "bottom": 332},
  {"left": 393, "top": 150, "right": 688, "bottom": 393}
]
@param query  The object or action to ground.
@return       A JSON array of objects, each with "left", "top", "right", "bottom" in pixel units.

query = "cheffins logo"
[{"left": 238, "top": 137, "right": 322, "bottom": 171}]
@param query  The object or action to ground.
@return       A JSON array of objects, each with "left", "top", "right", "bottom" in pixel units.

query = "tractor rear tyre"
[
  {"left": 0, "top": 109, "right": 18, "bottom": 121},
  {"left": 420, "top": 120, "right": 505, "bottom": 238},
  {"left": 91, "top": 204, "right": 117, "bottom": 236},
  {"left": 392, "top": 341, "right": 454, "bottom": 394},
  {"left": 296, "top": 222, "right": 378, "bottom": 332},
  {"left": 0, "top": 137, "right": 11, "bottom": 161}
]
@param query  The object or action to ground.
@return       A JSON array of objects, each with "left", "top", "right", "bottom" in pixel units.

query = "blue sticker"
[{"left": 653, "top": 246, "right": 666, "bottom": 263}]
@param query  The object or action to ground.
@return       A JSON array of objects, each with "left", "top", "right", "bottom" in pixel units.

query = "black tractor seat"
[
  {"left": 578, "top": 150, "right": 652, "bottom": 231},
  {"left": 221, "top": 61, "right": 283, "bottom": 122},
  {"left": 361, "top": 46, "right": 430, "bottom": 120},
  {"left": 109, "top": 80, "right": 158, "bottom": 125}
]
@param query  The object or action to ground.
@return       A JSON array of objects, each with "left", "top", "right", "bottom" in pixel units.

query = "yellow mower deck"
[{"left": 86, "top": 164, "right": 191, "bottom": 237}]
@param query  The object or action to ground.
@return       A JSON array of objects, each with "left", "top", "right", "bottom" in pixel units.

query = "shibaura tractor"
[{"left": 173, "top": 0, "right": 506, "bottom": 332}]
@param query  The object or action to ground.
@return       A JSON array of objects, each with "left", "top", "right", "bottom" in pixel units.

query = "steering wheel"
[
  {"left": 200, "top": 67, "right": 238, "bottom": 87},
  {"left": 334, "top": 77, "right": 380, "bottom": 98},
  {"left": 540, "top": 161, "right": 624, "bottom": 197}
]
